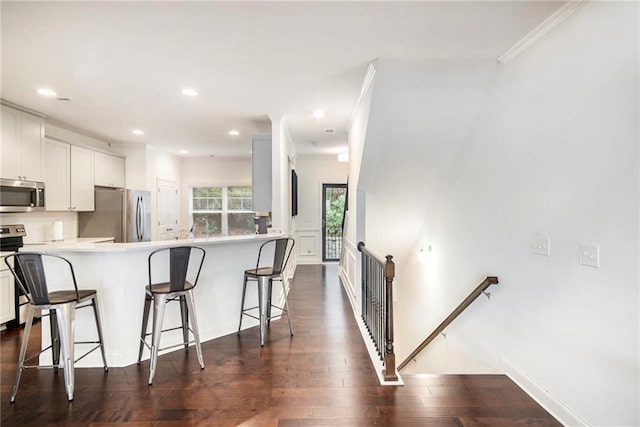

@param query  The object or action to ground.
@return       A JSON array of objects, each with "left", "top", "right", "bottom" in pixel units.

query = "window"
[{"left": 190, "top": 186, "right": 254, "bottom": 237}]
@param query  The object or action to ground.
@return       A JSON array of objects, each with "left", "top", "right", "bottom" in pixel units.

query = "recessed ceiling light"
[
  {"left": 180, "top": 150, "right": 189, "bottom": 154},
  {"left": 132, "top": 129, "right": 144, "bottom": 135},
  {"left": 182, "top": 88, "right": 199, "bottom": 97},
  {"left": 37, "top": 88, "right": 57, "bottom": 97},
  {"left": 228, "top": 130, "right": 240, "bottom": 136},
  {"left": 313, "top": 110, "right": 325, "bottom": 118}
]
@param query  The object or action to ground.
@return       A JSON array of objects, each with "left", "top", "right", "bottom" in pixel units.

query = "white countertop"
[
  {"left": 23, "top": 237, "right": 115, "bottom": 246},
  {"left": 17, "top": 233, "right": 283, "bottom": 253}
]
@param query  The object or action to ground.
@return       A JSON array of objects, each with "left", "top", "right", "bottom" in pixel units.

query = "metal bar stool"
[
  {"left": 137, "top": 246, "right": 206, "bottom": 385},
  {"left": 238, "top": 237, "right": 295, "bottom": 346},
  {"left": 4, "top": 252, "right": 108, "bottom": 402}
]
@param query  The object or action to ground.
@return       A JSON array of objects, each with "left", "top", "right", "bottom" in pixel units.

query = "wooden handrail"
[{"left": 397, "top": 276, "right": 498, "bottom": 371}]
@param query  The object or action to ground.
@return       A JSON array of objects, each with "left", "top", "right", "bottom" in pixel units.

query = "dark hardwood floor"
[{"left": 1, "top": 264, "right": 561, "bottom": 426}]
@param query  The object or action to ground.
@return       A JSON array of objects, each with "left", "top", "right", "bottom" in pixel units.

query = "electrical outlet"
[
  {"left": 531, "top": 234, "right": 550, "bottom": 257},
  {"left": 579, "top": 244, "right": 599, "bottom": 268}
]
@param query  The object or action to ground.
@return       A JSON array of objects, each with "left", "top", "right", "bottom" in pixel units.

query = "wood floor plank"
[{"left": 1, "top": 264, "right": 561, "bottom": 426}]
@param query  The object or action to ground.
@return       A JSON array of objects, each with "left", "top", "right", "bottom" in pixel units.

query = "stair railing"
[
  {"left": 397, "top": 276, "right": 499, "bottom": 371},
  {"left": 358, "top": 241, "right": 397, "bottom": 381}
]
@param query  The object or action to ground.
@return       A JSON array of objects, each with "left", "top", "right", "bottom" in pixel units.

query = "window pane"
[
  {"left": 228, "top": 186, "right": 251, "bottom": 197},
  {"left": 228, "top": 198, "right": 242, "bottom": 210},
  {"left": 192, "top": 213, "right": 222, "bottom": 237},
  {"left": 192, "top": 187, "right": 222, "bottom": 212},
  {"left": 208, "top": 198, "right": 222, "bottom": 210},
  {"left": 228, "top": 213, "right": 255, "bottom": 235}
]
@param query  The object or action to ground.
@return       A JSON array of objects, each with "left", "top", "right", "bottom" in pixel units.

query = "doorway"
[{"left": 322, "top": 183, "right": 347, "bottom": 262}]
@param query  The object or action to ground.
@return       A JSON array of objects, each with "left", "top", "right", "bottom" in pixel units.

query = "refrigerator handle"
[
  {"left": 136, "top": 196, "right": 142, "bottom": 241},
  {"left": 139, "top": 195, "right": 145, "bottom": 241}
]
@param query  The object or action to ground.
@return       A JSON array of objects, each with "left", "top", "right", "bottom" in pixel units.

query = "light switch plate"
[
  {"left": 531, "top": 234, "right": 550, "bottom": 257},
  {"left": 580, "top": 243, "right": 599, "bottom": 268}
]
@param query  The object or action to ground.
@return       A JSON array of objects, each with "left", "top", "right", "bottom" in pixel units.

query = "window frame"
[{"left": 189, "top": 185, "right": 253, "bottom": 237}]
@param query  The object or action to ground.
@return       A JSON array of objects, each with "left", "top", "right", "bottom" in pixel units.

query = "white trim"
[
  {"left": 347, "top": 60, "right": 377, "bottom": 129},
  {"left": 354, "top": 313, "right": 403, "bottom": 386},
  {"left": 497, "top": 1, "right": 586, "bottom": 64},
  {"left": 295, "top": 227, "right": 321, "bottom": 233},
  {"left": 500, "top": 355, "right": 589, "bottom": 426},
  {"left": 1, "top": 98, "right": 47, "bottom": 117}
]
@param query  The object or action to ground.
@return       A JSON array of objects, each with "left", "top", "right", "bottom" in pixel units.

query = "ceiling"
[{"left": 1, "top": 1, "right": 563, "bottom": 159}]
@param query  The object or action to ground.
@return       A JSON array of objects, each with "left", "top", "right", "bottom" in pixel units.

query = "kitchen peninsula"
[{"left": 29, "top": 233, "right": 286, "bottom": 367}]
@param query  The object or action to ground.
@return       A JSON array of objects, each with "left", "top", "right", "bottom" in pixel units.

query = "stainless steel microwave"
[{"left": 0, "top": 178, "right": 45, "bottom": 212}]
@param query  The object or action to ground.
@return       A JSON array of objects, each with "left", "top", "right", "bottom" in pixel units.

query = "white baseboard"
[
  {"left": 499, "top": 355, "right": 589, "bottom": 426},
  {"left": 355, "top": 316, "right": 403, "bottom": 386}
]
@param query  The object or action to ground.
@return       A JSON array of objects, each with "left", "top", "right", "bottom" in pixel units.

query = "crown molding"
[
  {"left": 497, "top": 1, "right": 587, "bottom": 65},
  {"left": 1, "top": 98, "right": 47, "bottom": 118}
]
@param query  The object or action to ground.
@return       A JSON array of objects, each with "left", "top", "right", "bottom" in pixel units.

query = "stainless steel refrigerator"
[{"left": 78, "top": 187, "right": 151, "bottom": 243}]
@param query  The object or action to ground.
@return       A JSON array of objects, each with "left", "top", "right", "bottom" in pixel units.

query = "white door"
[{"left": 157, "top": 179, "right": 179, "bottom": 239}]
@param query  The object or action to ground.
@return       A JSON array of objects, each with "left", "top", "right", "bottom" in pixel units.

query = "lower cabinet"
[{"left": 0, "top": 260, "right": 15, "bottom": 325}]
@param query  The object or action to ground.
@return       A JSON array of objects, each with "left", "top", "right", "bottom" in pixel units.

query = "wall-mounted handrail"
[
  {"left": 358, "top": 241, "right": 397, "bottom": 381},
  {"left": 397, "top": 276, "right": 499, "bottom": 371}
]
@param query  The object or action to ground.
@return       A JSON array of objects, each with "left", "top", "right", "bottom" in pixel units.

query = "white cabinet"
[
  {"left": 45, "top": 139, "right": 95, "bottom": 211},
  {"left": 252, "top": 137, "right": 272, "bottom": 212},
  {"left": 0, "top": 257, "right": 15, "bottom": 325},
  {"left": 1, "top": 105, "right": 45, "bottom": 181},
  {"left": 95, "top": 152, "right": 125, "bottom": 188}
]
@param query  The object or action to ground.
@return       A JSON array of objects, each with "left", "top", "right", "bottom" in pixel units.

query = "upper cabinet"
[
  {"left": 1, "top": 105, "right": 45, "bottom": 181},
  {"left": 94, "top": 152, "right": 125, "bottom": 188},
  {"left": 45, "top": 139, "right": 95, "bottom": 211},
  {"left": 252, "top": 137, "right": 272, "bottom": 213}
]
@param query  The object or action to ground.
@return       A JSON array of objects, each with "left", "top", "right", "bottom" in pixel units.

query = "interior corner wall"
[
  {"left": 271, "top": 115, "right": 292, "bottom": 235},
  {"left": 391, "top": 3, "right": 638, "bottom": 425}
]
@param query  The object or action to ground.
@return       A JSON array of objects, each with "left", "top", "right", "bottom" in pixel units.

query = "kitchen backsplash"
[{"left": 1, "top": 211, "right": 77, "bottom": 243}]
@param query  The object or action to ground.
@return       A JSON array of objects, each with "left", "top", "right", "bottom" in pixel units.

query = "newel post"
[{"left": 383, "top": 255, "right": 398, "bottom": 381}]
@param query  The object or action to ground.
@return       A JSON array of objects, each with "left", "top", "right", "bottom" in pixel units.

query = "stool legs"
[
  {"left": 56, "top": 303, "right": 75, "bottom": 401},
  {"left": 10, "top": 297, "right": 107, "bottom": 403},
  {"left": 237, "top": 274, "right": 248, "bottom": 333},
  {"left": 185, "top": 291, "right": 204, "bottom": 369},
  {"left": 138, "top": 294, "right": 152, "bottom": 364},
  {"left": 140, "top": 291, "right": 202, "bottom": 385},
  {"left": 239, "top": 276, "right": 293, "bottom": 346},
  {"left": 91, "top": 296, "right": 109, "bottom": 371},
  {"left": 10, "top": 305, "right": 36, "bottom": 403},
  {"left": 148, "top": 294, "right": 168, "bottom": 385},
  {"left": 179, "top": 295, "right": 189, "bottom": 350},
  {"left": 50, "top": 309, "right": 60, "bottom": 371},
  {"left": 281, "top": 279, "right": 294, "bottom": 336},
  {"left": 257, "top": 276, "right": 270, "bottom": 347}
]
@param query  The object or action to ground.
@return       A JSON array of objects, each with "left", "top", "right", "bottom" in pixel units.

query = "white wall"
[
  {"left": 1, "top": 211, "right": 77, "bottom": 243},
  {"left": 294, "top": 155, "right": 348, "bottom": 265},
  {"left": 341, "top": 62, "right": 376, "bottom": 307},
  {"left": 359, "top": 3, "right": 637, "bottom": 426},
  {"left": 179, "top": 156, "right": 252, "bottom": 228}
]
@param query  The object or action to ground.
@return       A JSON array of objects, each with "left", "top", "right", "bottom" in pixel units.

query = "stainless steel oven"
[
  {"left": 0, "top": 178, "right": 45, "bottom": 212},
  {"left": 0, "top": 224, "right": 33, "bottom": 326}
]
